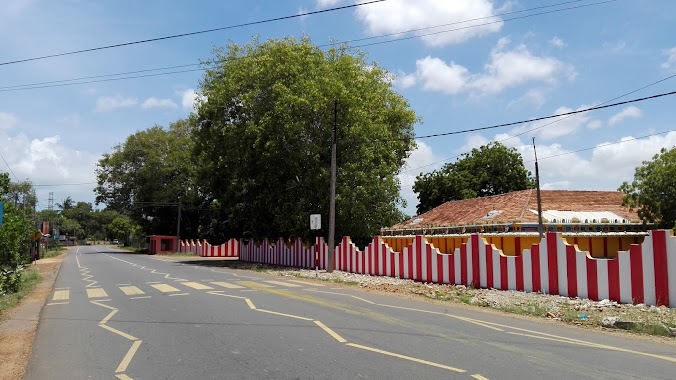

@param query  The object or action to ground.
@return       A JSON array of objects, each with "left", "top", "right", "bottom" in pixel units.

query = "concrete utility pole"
[
  {"left": 533, "top": 137, "right": 544, "bottom": 240},
  {"left": 327, "top": 100, "right": 338, "bottom": 273}
]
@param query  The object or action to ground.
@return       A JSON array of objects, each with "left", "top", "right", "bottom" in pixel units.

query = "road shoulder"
[{"left": 0, "top": 248, "right": 70, "bottom": 380}]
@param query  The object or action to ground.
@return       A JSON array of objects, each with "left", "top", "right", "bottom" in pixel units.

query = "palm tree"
[{"left": 56, "top": 196, "right": 74, "bottom": 211}]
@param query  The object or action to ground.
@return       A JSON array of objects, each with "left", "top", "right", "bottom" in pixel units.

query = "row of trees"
[
  {"left": 37, "top": 196, "right": 141, "bottom": 246},
  {"left": 95, "top": 37, "right": 417, "bottom": 244}
]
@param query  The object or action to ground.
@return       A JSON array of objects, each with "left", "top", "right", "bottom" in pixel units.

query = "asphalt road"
[{"left": 26, "top": 245, "right": 676, "bottom": 379}]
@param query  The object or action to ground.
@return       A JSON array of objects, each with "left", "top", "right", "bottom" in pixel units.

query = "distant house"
[{"left": 382, "top": 190, "right": 649, "bottom": 258}]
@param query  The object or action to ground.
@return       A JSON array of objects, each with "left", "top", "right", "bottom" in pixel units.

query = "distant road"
[{"left": 26, "top": 246, "right": 676, "bottom": 379}]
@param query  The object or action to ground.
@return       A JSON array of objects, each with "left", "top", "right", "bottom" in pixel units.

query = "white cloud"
[
  {"left": 587, "top": 120, "right": 603, "bottom": 130},
  {"left": 469, "top": 38, "right": 576, "bottom": 94},
  {"left": 0, "top": 112, "right": 19, "bottom": 131},
  {"left": 411, "top": 56, "right": 469, "bottom": 94},
  {"left": 355, "top": 0, "right": 502, "bottom": 47},
  {"left": 315, "top": 0, "right": 342, "bottom": 8},
  {"left": 400, "top": 39, "right": 575, "bottom": 96},
  {"left": 95, "top": 96, "right": 138, "bottom": 112},
  {"left": 141, "top": 97, "right": 178, "bottom": 110},
  {"left": 662, "top": 47, "right": 676, "bottom": 70},
  {"left": 398, "top": 140, "right": 445, "bottom": 215},
  {"left": 507, "top": 88, "right": 547, "bottom": 109},
  {"left": 608, "top": 106, "right": 642, "bottom": 126},
  {"left": 511, "top": 132, "right": 676, "bottom": 189},
  {"left": 541, "top": 180, "right": 572, "bottom": 190},
  {"left": 458, "top": 134, "right": 489, "bottom": 153},
  {"left": 180, "top": 89, "right": 205, "bottom": 111},
  {"left": 549, "top": 36, "right": 566, "bottom": 49},
  {"left": 508, "top": 104, "right": 593, "bottom": 140}
]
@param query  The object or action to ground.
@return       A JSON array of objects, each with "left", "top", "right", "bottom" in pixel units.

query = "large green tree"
[
  {"left": 0, "top": 173, "right": 35, "bottom": 292},
  {"left": 95, "top": 119, "right": 201, "bottom": 237},
  {"left": 619, "top": 146, "right": 676, "bottom": 229},
  {"left": 193, "top": 36, "right": 417, "bottom": 242},
  {"left": 413, "top": 142, "right": 534, "bottom": 214}
]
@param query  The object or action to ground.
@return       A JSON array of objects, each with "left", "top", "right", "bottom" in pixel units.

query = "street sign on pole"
[{"left": 310, "top": 214, "right": 321, "bottom": 230}]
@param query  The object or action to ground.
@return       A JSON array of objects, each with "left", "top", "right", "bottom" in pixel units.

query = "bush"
[{"left": 0, "top": 265, "right": 24, "bottom": 295}]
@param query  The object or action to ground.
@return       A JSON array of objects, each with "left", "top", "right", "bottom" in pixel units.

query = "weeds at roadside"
[{"left": 0, "top": 269, "right": 41, "bottom": 319}]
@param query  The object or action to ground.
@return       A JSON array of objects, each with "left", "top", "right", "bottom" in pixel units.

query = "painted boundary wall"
[
  {"left": 179, "top": 239, "right": 239, "bottom": 257},
  {"left": 181, "top": 230, "right": 676, "bottom": 307}
]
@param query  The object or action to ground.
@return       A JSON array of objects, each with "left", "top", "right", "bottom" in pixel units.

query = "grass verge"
[
  {"left": 0, "top": 269, "right": 42, "bottom": 319},
  {"left": 40, "top": 246, "right": 66, "bottom": 259}
]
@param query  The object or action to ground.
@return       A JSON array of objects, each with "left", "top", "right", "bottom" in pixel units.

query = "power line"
[
  {"left": 400, "top": 129, "right": 676, "bottom": 187},
  {"left": 0, "top": 152, "right": 19, "bottom": 182},
  {"left": 400, "top": 73, "right": 676, "bottom": 174},
  {"left": 0, "top": 0, "right": 387, "bottom": 66},
  {"left": 408, "top": 90, "right": 676, "bottom": 141},
  {"left": 0, "top": 0, "right": 614, "bottom": 92}
]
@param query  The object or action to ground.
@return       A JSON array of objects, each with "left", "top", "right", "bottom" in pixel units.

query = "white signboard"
[{"left": 310, "top": 214, "right": 321, "bottom": 230}]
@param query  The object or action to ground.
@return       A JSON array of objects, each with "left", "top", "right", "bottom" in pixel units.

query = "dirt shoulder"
[{"left": 0, "top": 249, "right": 69, "bottom": 380}]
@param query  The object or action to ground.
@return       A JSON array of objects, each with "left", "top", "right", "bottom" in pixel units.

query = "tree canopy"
[
  {"left": 619, "top": 146, "right": 676, "bottom": 229},
  {"left": 413, "top": 142, "right": 534, "bottom": 215},
  {"left": 95, "top": 119, "right": 201, "bottom": 237},
  {"left": 193, "top": 36, "right": 417, "bottom": 243}
]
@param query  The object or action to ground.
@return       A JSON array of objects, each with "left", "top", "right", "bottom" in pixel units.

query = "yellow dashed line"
[
  {"left": 116, "top": 340, "right": 142, "bottom": 373},
  {"left": 314, "top": 321, "right": 347, "bottom": 343},
  {"left": 256, "top": 309, "right": 313, "bottom": 321},
  {"left": 115, "top": 374, "right": 134, "bottom": 380},
  {"left": 130, "top": 296, "right": 151, "bottom": 300},
  {"left": 47, "top": 302, "right": 69, "bottom": 306},
  {"left": 86, "top": 288, "right": 109, "bottom": 298},
  {"left": 100, "top": 309, "right": 118, "bottom": 325},
  {"left": 264, "top": 280, "right": 302, "bottom": 288},
  {"left": 150, "top": 284, "right": 180, "bottom": 293},
  {"left": 99, "top": 324, "right": 138, "bottom": 341},
  {"left": 181, "top": 281, "right": 213, "bottom": 290},
  {"left": 53, "top": 290, "right": 70, "bottom": 301},
  {"left": 245, "top": 299, "right": 256, "bottom": 309},
  {"left": 119, "top": 286, "right": 145, "bottom": 296},
  {"left": 168, "top": 293, "right": 190, "bottom": 296},
  {"left": 236, "top": 281, "right": 273, "bottom": 288},
  {"left": 472, "top": 374, "right": 490, "bottom": 380},
  {"left": 346, "top": 343, "right": 466, "bottom": 373},
  {"left": 211, "top": 281, "right": 245, "bottom": 289},
  {"left": 286, "top": 279, "right": 325, "bottom": 287}
]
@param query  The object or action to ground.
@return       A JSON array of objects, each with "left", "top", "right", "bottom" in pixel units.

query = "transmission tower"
[{"left": 48, "top": 192, "right": 54, "bottom": 211}]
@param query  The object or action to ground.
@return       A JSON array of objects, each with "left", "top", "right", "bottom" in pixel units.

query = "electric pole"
[
  {"left": 327, "top": 100, "right": 338, "bottom": 273},
  {"left": 176, "top": 198, "right": 182, "bottom": 243},
  {"left": 533, "top": 137, "right": 544, "bottom": 240}
]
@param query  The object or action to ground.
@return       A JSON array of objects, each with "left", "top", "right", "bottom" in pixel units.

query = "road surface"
[{"left": 26, "top": 245, "right": 676, "bottom": 379}]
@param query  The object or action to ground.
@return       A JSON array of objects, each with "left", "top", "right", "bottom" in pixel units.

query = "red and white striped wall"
[
  {"left": 179, "top": 238, "right": 239, "bottom": 257},
  {"left": 182, "top": 230, "right": 676, "bottom": 307}
]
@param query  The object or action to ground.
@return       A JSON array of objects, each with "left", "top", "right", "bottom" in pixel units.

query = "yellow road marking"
[
  {"left": 465, "top": 318, "right": 676, "bottom": 364},
  {"left": 256, "top": 309, "right": 313, "bottom": 321},
  {"left": 236, "top": 281, "right": 273, "bottom": 288},
  {"left": 119, "top": 286, "right": 145, "bottom": 296},
  {"left": 47, "top": 302, "right": 69, "bottom": 306},
  {"left": 264, "top": 280, "right": 302, "bottom": 288},
  {"left": 76, "top": 250, "right": 81, "bottom": 268},
  {"left": 472, "top": 374, "right": 490, "bottom": 380},
  {"left": 145, "top": 281, "right": 161, "bottom": 284},
  {"left": 55, "top": 287, "right": 70, "bottom": 290},
  {"left": 53, "top": 290, "right": 70, "bottom": 301},
  {"left": 206, "top": 290, "right": 256, "bottom": 309},
  {"left": 86, "top": 288, "right": 109, "bottom": 298},
  {"left": 115, "top": 374, "right": 134, "bottom": 380},
  {"left": 130, "top": 296, "right": 151, "bottom": 300},
  {"left": 245, "top": 299, "right": 256, "bottom": 309},
  {"left": 304, "top": 289, "right": 376, "bottom": 305},
  {"left": 100, "top": 309, "right": 118, "bottom": 325},
  {"left": 99, "top": 324, "right": 138, "bottom": 341},
  {"left": 150, "top": 284, "right": 180, "bottom": 293},
  {"left": 168, "top": 292, "right": 190, "bottom": 296},
  {"left": 314, "top": 321, "right": 347, "bottom": 343},
  {"left": 287, "top": 279, "right": 325, "bottom": 287},
  {"left": 116, "top": 283, "right": 132, "bottom": 286},
  {"left": 211, "top": 281, "right": 245, "bottom": 289},
  {"left": 116, "top": 340, "right": 142, "bottom": 373},
  {"left": 351, "top": 296, "right": 375, "bottom": 305},
  {"left": 346, "top": 343, "right": 466, "bottom": 373},
  {"left": 181, "top": 281, "right": 213, "bottom": 290},
  {"left": 377, "top": 303, "right": 504, "bottom": 332},
  {"left": 91, "top": 300, "right": 117, "bottom": 310}
]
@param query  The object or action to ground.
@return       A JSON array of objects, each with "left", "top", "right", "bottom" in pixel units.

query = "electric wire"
[
  {"left": 0, "top": 0, "right": 388, "bottom": 66},
  {"left": 0, "top": 0, "right": 614, "bottom": 92}
]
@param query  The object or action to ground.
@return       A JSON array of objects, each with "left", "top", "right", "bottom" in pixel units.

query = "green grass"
[
  {"left": 40, "top": 246, "right": 66, "bottom": 259},
  {"left": 0, "top": 268, "right": 42, "bottom": 319}
]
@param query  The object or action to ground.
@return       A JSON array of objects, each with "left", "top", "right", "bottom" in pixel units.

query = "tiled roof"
[{"left": 391, "top": 189, "right": 640, "bottom": 229}]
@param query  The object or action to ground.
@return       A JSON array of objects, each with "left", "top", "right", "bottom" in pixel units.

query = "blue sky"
[{"left": 1, "top": 0, "right": 675, "bottom": 216}]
